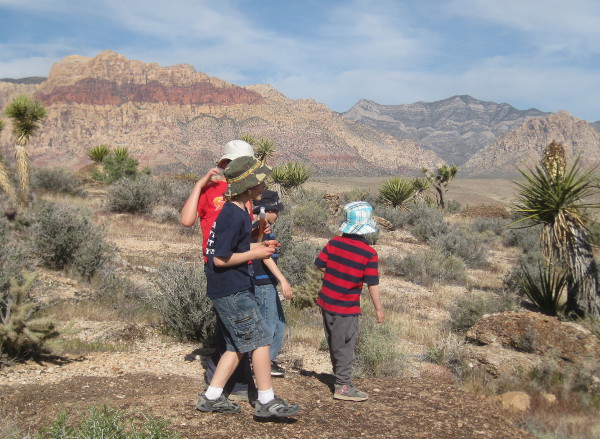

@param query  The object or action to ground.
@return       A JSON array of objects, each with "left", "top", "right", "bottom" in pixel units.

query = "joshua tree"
[
  {"left": 0, "top": 119, "right": 19, "bottom": 205},
  {"left": 5, "top": 95, "right": 47, "bottom": 208},
  {"left": 270, "top": 161, "right": 310, "bottom": 193},
  {"left": 423, "top": 164, "right": 458, "bottom": 209},
  {"left": 254, "top": 138, "right": 277, "bottom": 164},
  {"left": 379, "top": 177, "right": 415, "bottom": 209},
  {"left": 513, "top": 141, "right": 600, "bottom": 318}
]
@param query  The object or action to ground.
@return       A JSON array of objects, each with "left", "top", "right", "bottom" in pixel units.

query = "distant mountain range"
[{"left": 1, "top": 51, "right": 599, "bottom": 178}]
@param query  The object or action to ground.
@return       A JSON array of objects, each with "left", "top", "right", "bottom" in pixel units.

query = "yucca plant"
[
  {"left": 270, "top": 161, "right": 310, "bottom": 192},
  {"left": 113, "top": 147, "right": 130, "bottom": 160},
  {"left": 512, "top": 141, "right": 600, "bottom": 318},
  {"left": 4, "top": 95, "right": 47, "bottom": 208},
  {"left": 239, "top": 133, "right": 257, "bottom": 146},
  {"left": 379, "top": 177, "right": 415, "bottom": 209},
  {"left": 519, "top": 263, "right": 567, "bottom": 316},
  {"left": 255, "top": 138, "right": 277, "bottom": 164},
  {"left": 87, "top": 144, "right": 111, "bottom": 163},
  {"left": 423, "top": 164, "right": 458, "bottom": 209}
]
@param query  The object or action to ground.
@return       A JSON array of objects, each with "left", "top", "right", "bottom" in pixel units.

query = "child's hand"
[
  {"left": 253, "top": 244, "right": 276, "bottom": 260},
  {"left": 263, "top": 239, "right": 280, "bottom": 248},
  {"left": 280, "top": 280, "right": 293, "bottom": 300},
  {"left": 204, "top": 167, "right": 221, "bottom": 182},
  {"left": 375, "top": 309, "right": 384, "bottom": 323}
]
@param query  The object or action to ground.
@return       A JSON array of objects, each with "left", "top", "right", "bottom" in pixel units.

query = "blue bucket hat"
[{"left": 339, "top": 201, "right": 377, "bottom": 235}]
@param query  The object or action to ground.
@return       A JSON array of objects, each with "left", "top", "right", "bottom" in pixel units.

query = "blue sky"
[{"left": 1, "top": 0, "right": 599, "bottom": 122}]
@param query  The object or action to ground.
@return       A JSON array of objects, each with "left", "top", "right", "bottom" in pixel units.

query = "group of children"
[{"left": 181, "top": 140, "right": 384, "bottom": 419}]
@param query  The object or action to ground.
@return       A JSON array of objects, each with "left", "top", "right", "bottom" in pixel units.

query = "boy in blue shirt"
[{"left": 197, "top": 156, "right": 300, "bottom": 418}]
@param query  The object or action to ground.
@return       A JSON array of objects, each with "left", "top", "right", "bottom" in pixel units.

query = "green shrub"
[
  {"left": 291, "top": 201, "right": 329, "bottom": 236},
  {"left": 392, "top": 249, "right": 467, "bottom": 287},
  {"left": 429, "top": 225, "right": 491, "bottom": 268},
  {"left": 355, "top": 309, "right": 409, "bottom": 377},
  {"left": 378, "top": 177, "right": 415, "bottom": 208},
  {"left": 519, "top": 263, "right": 567, "bottom": 316},
  {"left": 87, "top": 144, "right": 111, "bottom": 163},
  {"left": 150, "top": 261, "right": 215, "bottom": 344},
  {"left": 279, "top": 241, "right": 322, "bottom": 286},
  {"left": 152, "top": 205, "right": 179, "bottom": 223},
  {"left": 97, "top": 150, "right": 139, "bottom": 183},
  {"left": 1, "top": 272, "right": 59, "bottom": 359},
  {"left": 105, "top": 175, "right": 157, "bottom": 213},
  {"left": 471, "top": 217, "right": 511, "bottom": 237},
  {"left": 31, "top": 201, "right": 111, "bottom": 279},
  {"left": 291, "top": 266, "right": 322, "bottom": 309},
  {"left": 38, "top": 405, "right": 181, "bottom": 439},
  {"left": 31, "top": 167, "right": 85, "bottom": 197},
  {"left": 504, "top": 225, "right": 542, "bottom": 253},
  {"left": 449, "top": 291, "right": 518, "bottom": 333},
  {"left": 373, "top": 204, "right": 411, "bottom": 229},
  {"left": 273, "top": 210, "right": 293, "bottom": 254}
]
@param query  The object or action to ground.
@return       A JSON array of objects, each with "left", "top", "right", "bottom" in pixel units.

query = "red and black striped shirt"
[{"left": 315, "top": 234, "right": 379, "bottom": 316}]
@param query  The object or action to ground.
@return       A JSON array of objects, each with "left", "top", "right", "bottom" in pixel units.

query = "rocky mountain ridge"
[
  {"left": 0, "top": 51, "right": 439, "bottom": 176},
  {"left": 342, "top": 96, "right": 550, "bottom": 166}
]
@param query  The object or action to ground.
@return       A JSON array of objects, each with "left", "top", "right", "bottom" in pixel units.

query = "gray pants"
[{"left": 321, "top": 309, "right": 359, "bottom": 386}]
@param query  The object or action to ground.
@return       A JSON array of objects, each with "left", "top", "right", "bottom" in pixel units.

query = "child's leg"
[
  {"left": 251, "top": 345, "right": 272, "bottom": 390},
  {"left": 322, "top": 310, "right": 358, "bottom": 386},
  {"left": 209, "top": 350, "right": 245, "bottom": 389}
]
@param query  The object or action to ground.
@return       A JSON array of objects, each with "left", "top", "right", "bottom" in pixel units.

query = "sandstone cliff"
[
  {"left": 0, "top": 51, "right": 440, "bottom": 176},
  {"left": 462, "top": 111, "right": 600, "bottom": 176}
]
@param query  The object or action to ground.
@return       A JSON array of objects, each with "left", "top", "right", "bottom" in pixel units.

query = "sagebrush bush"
[
  {"left": 279, "top": 241, "right": 322, "bottom": 286},
  {"left": 504, "top": 224, "right": 542, "bottom": 253},
  {"left": 503, "top": 250, "right": 546, "bottom": 293},
  {"left": 373, "top": 204, "right": 410, "bottom": 229},
  {"left": 273, "top": 210, "right": 293, "bottom": 254},
  {"left": 154, "top": 178, "right": 194, "bottom": 210},
  {"left": 341, "top": 188, "right": 378, "bottom": 206},
  {"left": 410, "top": 206, "right": 449, "bottom": 241},
  {"left": 471, "top": 217, "right": 511, "bottom": 237},
  {"left": 390, "top": 249, "right": 467, "bottom": 287},
  {"left": 355, "top": 309, "right": 409, "bottom": 377},
  {"left": 429, "top": 225, "right": 491, "bottom": 268},
  {"left": 92, "top": 268, "right": 151, "bottom": 320},
  {"left": 31, "top": 201, "right": 111, "bottom": 279},
  {"left": 38, "top": 405, "right": 181, "bottom": 439},
  {"left": 152, "top": 205, "right": 179, "bottom": 223},
  {"left": 291, "top": 201, "right": 330, "bottom": 236},
  {"left": 449, "top": 291, "right": 518, "bottom": 333},
  {"left": 291, "top": 266, "right": 322, "bottom": 309},
  {"left": 31, "top": 167, "right": 85, "bottom": 197},
  {"left": 424, "top": 332, "right": 468, "bottom": 377},
  {"left": 150, "top": 261, "right": 215, "bottom": 344},
  {"left": 105, "top": 175, "right": 157, "bottom": 213}
]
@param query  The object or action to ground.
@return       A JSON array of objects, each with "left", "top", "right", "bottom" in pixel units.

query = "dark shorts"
[{"left": 211, "top": 289, "right": 273, "bottom": 353}]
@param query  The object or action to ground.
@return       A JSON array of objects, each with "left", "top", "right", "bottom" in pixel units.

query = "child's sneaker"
[
  {"left": 270, "top": 361, "right": 285, "bottom": 377},
  {"left": 333, "top": 384, "right": 368, "bottom": 401},
  {"left": 196, "top": 394, "right": 241, "bottom": 413},
  {"left": 254, "top": 396, "right": 301, "bottom": 418}
]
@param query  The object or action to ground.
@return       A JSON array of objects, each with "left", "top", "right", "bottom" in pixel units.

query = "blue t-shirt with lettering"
[{"left": 205, "top": 202, "right": 253, "bottom": 299}]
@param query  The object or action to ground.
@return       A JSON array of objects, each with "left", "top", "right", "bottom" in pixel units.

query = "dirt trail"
[{"left": 1, "top": 355, "right": 533, "bottom": 439}]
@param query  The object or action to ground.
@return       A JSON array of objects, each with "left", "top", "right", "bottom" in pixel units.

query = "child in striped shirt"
[{"left": 315, "top": 201, "right": 384, "bottom": 401}]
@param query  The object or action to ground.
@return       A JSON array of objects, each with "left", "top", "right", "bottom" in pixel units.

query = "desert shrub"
[
  {"left": 153, "top": 178, "right": 194, "bottom": 210},
  {"left": 428, "top": 225, "right": 491, "bottom": 268},
  {"left": 291, "top": 266, "right": 322, "bottom": 309},
  {"left": 355, "top": 309, "right": 409, "bottom": 377},
  {"left": 1, "top": 272, "right": 58, "bottom": 360},
  {"left": 341, "top": 187, "right": 378, "bottom": 206},
  {"left": 152, "top": 205, "right": 179, "bottom": 223},
  {"left": 504, "top": 225, "right": 542, "bottom": 252},
  {"left": 291, "top": 201, "right": 329, "bottom": 236},
  {"left": 31, "top": 201, "right": 111, "bottom": 279},
  {"left": 424, "top": 332, "right": 468, "bottom": 377},
  {"left": 392, "top": 248, "right": 467, "bottom": 287},
  {"left": 278, "top": 241, "right": 322, "bottom": 286},
  {"left": 405, "top": 205, "right": 449, "bottom": 241},
  {"left": 471, "top": 217, "right": 511, "bottom": 237},
  {"left": 287, "top": 187, "right": 328, "bottom": 209},
  {"left": 92, "top": 268, "right": 151, "bottom": 320},
  {"left": 150, "top": 260, "right": 215, "bottom": 344},
  {"left": 517, "top": 263, "right": 567, "bottom": 316},
  {"left": 105, "top": 175, "right": 158, "bottom": 213},
  {"left": 31, "top": 167, "right": 85, "bottom": 197},
  {"left": 97, "top": 148, "right": 139, "bottom": 183},
  {"left": 273, "top": 210, "right": 293, "bottom": 254},
  {"left": 38, "top": 405, "right": 181, "bottom": 439},
  {"left": 503, "top": 250, "right": 546, "bottom": 293},
  {"left": 449, "top": 291, "right": 518, "bottom": 333},
  {"left": 446, "top": 199, "right": 462, "bottom": 213},
  {"left": 378, "top": 177, "right": 415, "bottom": 208},
  {"left": 374, "top": 204, "right": 411, "bottom": 229}
]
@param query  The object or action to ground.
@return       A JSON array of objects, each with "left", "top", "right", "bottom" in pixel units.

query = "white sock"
[
  {"left": 258, "top": 388, "right": 275, "bottom": 404},
  {"left": 204, "top": 386, "right": 223, "bottom": 400}
]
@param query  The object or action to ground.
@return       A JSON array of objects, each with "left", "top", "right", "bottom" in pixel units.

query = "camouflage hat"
[{"left": 224, "top": 156, "right": 272, "bottom": 197}]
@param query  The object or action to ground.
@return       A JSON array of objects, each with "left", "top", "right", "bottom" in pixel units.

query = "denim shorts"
[{"left": 211, "top": 289, "right": 273, "bottom": 353}]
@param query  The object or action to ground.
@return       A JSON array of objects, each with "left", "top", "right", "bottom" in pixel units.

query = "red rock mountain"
[{"left": 0, "top": 51, "right": 440, "bottom": 176}]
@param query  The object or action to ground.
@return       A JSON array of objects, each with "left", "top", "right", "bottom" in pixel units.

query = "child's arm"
[
  {"left": 214, "top": 242, "right": 276, "bottom": 267},
  {"left": 368, "top": 284, "right": 384, "bottom": 323},
  {"left": 263, "top": 257, "right": 293, "bottom": 299},
  {"left": 180, "top": 168, "right": 221, "bottom": 226}
]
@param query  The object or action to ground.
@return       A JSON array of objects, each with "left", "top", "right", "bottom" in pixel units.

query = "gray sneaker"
[
  {"left": 254, "top": 396, "right": 301, "bottom": 418},
  {"left": 196, "top": 394, "right": 241, "bottom": 414},
  {"left": 333, "top": 384, "right": 368, "bottom": 401}
]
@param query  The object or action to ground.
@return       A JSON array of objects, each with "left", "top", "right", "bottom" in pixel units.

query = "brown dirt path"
[{"left": 1, "top": 369, "right": 534, "bottom": 439}]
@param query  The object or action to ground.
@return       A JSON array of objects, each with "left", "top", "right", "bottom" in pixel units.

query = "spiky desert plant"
[
  {"left": 270, "top": 161, "right": 310, "bottom": 193},
  {"left": 379, "top": 177, "right": 415, "bottom": 209},
  {"left": 0, "top": 160, "right": 17, "bottom": 205},
  {"left": 113, "top": 147, "right": 130, "bottom": 160},
  {"left": 291, "top": 266, "right": 322, "bottom": 309},
  {"left": 423, "top": 164, "right": 458, "bottom": 209},
  {"left": 519, "top": 263, "right": 568, "bottom": 316},
  {"left": 5, "top": 95, "right": 47, "bottom": 208},
  {"left": 412, "top": 177, "right": 432, "bottom": 203},
  {"left": 87, "top": 144, "right": 111, "bottom": 163},
  {"left": 255, "top": 138, "right": 277, "bottom": 164},
  {"left": 0, "top": 272, "right": 59, "bottom": 358},
  {"left": 239, "top": 133, "right": 257, "bottom": 146},
  {"left": 512, "top": 141, "right": 600, "bottom": 318}
]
